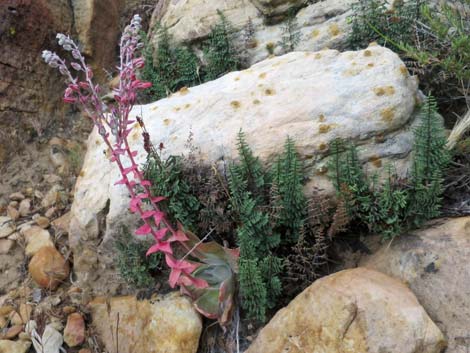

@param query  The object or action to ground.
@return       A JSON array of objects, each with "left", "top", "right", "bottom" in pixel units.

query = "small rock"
[
  {"left": 34, "top": 190, "right": 44, "bottom": 199},
  {"left": 50, "top": 146, "right": 69, "bottom": 175},
  {"left": 0, "top": 306, "right": 14, "bottom": 316},
  {"left": 28, "top": 246, "right": 70, "bottom": 290},
  {"left": 0, "top": 339, "right": 31, "bottom": 353},
  {"left": 43, "top": 174, "right": 62, "bottom": 184},
  {"left": 19, "top": 304, "right": 32, "bottom": 324},
  {"left": 22, "top": 226, "right": 54, "bottom": 257},
  {"left": 8, "top": 201, "right": 18, "bottom": 208},
  {"left": 44, "top": 208, "right": 56, "bottom": 219},
  {"left": 24, "top": 188, "right": 34, "bottom": 197},
  {"left": 28, "top": 322, "right": 63, "bottom": 353},
  {"left": 78, "top": 349, "right": 91, "bottom": 353},
  {"left": 0, "top": 217, "right": 15, "bottom": 239},
  {"left": 62, "top": 306, "right": 76, "bottom": 315},
  {"left": 51, "top": 212, "right": 71, "bottom": 234},
  {"left": 7, "top": 232, "right": 20, "bottom": 241},
  {"left": 9, "top": 193, "right": 25, "bottom": 201},
  {"left": 9, "top": 311, "right": 23, "bottom": 325},
  {"left": 0, "top": 239, "right": 14, "bottom": 254},
  {"left": 41, "top": 185, "right": 64, "bottom": 209},
  {"left": 35, "top": 216, "right": 50, "bottom": 229},
  {"left": 0, "top": 317, "right": 6, "bottom": 329},
  {"left": 6, "top": 206, "right": 20, "bottom": 221},
  {"left": 64, "top": 313, "right": 85, "bottom": 347},
  {"left": 2, "top": 325, "right": 23, "bottom": 339},
  {"left": 48, "top": 137, "right": 66, "bottom": 147},
  {"left": 18, "top": 199, "right": 31, "bottom": 217}
]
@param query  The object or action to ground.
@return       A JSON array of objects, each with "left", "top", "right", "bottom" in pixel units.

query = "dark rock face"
[{"left": 0, "top": 0, "right": 73, "bottom": 162}]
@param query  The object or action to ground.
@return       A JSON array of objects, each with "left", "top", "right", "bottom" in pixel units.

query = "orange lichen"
[
  {"left": 319, "top": 124, "right": 332, "bottom": 134},
  {"left": 264, "top": 88, "right": 275, "bottom": 96},
  {"left": 311, "top": 29, "right": 320, "bottom": 38},
  {"left": 231, "top": 101, "right": 241, "bottom": 109},
  {"left": 369, "top": 155, "right": 382, "bottom": 168},
  {"left": 329, "top": 23, "right": 341, "bottom": 36},
  {"left": 381, "top": 107, "right": 395, "bottom": 123},
  {"left": 374, "top": 86, "right": 396, "bottom": 96}
]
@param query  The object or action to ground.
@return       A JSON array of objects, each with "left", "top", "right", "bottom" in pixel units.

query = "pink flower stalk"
[{"left": 43, "top": 15, "right": 238, "bottom": 324}]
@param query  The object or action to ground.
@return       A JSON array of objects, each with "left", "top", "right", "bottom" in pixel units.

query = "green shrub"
[
  {"left": 114, "top": 227, "right": 162, "bottom": 288},
  {"left": 278, "top": 9, "right": 301, "bottom": 53}
]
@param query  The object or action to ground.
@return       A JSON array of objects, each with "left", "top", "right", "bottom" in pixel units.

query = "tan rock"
[
  {"left": 0, "top": 339, "right": 31, "bottom": 353},
  {"left": 45, "top": 207, "right": 56, "bottom": 219},
  {"left": 35, "top": 216, "right": 50, "bottom": 229},
  {"left": 361, "top": 217, "right": 470, "bottom": 353},
  {"left": 7, "top": 232, "right": 20, "bottom": 241},
  {"left": 9, "top": 193, "right": 25, "bottom": 202},
  {"left": 19, "top": 304, "right": 32, "bottom": 324},
  {"left": 0, "top": 317, "right": 6, "bottom": 329},
  {"left": 8, "top": 311, "right": 23, "bottom": 325},
  {"left": 89, "top": 293, "right": 202, "bottom": 353},
  {"left": 246, "top": 268, "right": 446, "bottom": 353},
  {"left": 51, "top": 212, "right": 71, "bottom": 234},
  {"left": 62, "top": 306, "right": 76, "bottom": 315},
  {"left": 2, "top": 325, "right": 23, "bottom": 339},
  {"left": 22, "top": 226, "right": 54, "bottom": 257},
  {"left": 0, "top": 239, "right": 14, "bottom": 255},
  {"left": 18, "top": 199, "right": 31, "bottom": 217},
  {"left": 8, "top": 201, "right": 18, "bottom": 208},
  {"left": 0, "top": 217, "right": 15, "bottom": 239},
  {"left": 0, "top": 306, "right": 14, "bottom": 317},
  {"left": 28, "top": 246, "right": 69, "bottom": 290},
  {"left": 6, "top": 206, "right": 20, "bottom": 221},
  {"left": 64, "top": 313, "right": 85, "bottom": 347}
]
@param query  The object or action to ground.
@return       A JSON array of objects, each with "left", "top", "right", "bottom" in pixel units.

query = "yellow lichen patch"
[
  {"left": 374, "top": 86, "right": 396, "bottom": 96},
  {"left": 319, "top": 124, "right": 332, "bottom": 134},
  {"left": 314, "top": 53, "right": 322, "bottom": 60},
  {"left": 364, "top": 49, "right": 372, "bottom": 57},
  {"left": 329, "top": 23, "right": 341, "bottom": 37},
  {"left": 318, "top": 114, "right": 326, "bottom": 122},
  {"left": 234, "top": 77, "right": 240, "bottom": 81},
  {"left": 79, "top": 170, "right": 85, "bottom": 177},
  {"left": 367, "top": 63, "right": 374, "bottom": 68},
  {"left": 343, "top": 68, "right": 362, "bottom": 77},
  {"left": 259, "top": 72, "right": 267, "bottom": 79},
  {"left": 184, "top": 103, "right": 191, "bottom": 109},
  {"left": 318, "top": 143, "right": 328, "bottom": 151},
  {"left": 369, "top": 41, "right": 378, "bottom": 46},
  {"left": 95, "top": 140, "right": 101, "bottom": 145},
  {"left": 311, "top": 29, "right": 320, "bottom": 38},
  {"left": 151, "top": 105, "right": 159, "bottom": 111},
  {"left": 134, "top": 122, "right": 140, "bottom": 129},
  {"left": 264, "top": 88, "right": 275, "bottom": 96},
  {"left": 253, "top": 99, "right": 261, "bottom": 105},
  {"left": 399, "top": 65, "right": 408, "bottom": 76},
  {"left": 179, "top": 86, "right": 189, "bottom": 95},
  {"left": 369, "top": 155, "right": 382, "bottom": 168},
  {"left": 173, "top": 106, "right": 181, "bottom": 112},
  {"left": 163, "top": 118, "right": 171, "bottom": 126},
  {"left": 231, "top": 100, "right": 241, "bottom": 109},
  {"left": 381, "top": 107, "right": 395, "bottom": 123}
]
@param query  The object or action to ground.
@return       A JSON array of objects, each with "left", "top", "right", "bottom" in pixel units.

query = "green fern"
[
  {"left": 271, "top": 137, "right": 307, "bottom": 242},
  {"left": 204, "top": 10, "right": 240, "bottom": 81},
  {"left": 278, "top": 8, "right": 301, "bottom": 53}
]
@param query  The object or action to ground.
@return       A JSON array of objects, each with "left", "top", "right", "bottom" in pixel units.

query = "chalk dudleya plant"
[{"left": 42, "top": 15, "right": 238, "bottom": 325}]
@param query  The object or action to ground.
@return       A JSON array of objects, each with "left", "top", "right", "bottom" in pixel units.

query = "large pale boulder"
[
  {"left": 152, "top": 0, "right": 355, "bottom": 66},
  {"left": 361, "top": 217, "right": 470, "bottom": 353},
  {"left": 70, "top": 46, "right": 420, "bottom": 293},
  {"left": 89, "top": 293, "right": 202, "bottom": 353},
  {"left": 246, "top": 268, "right": 446, "bottom": 353}
]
